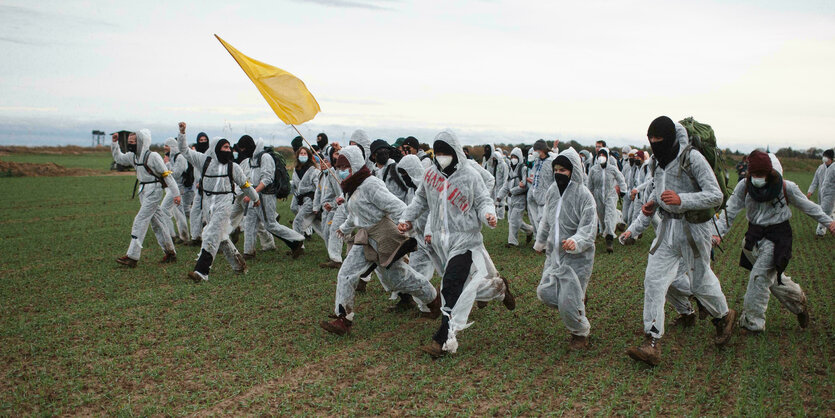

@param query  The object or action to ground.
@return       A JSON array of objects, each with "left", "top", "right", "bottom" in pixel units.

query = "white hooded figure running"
[
  {"left": 177, "top": 122, "right": 260, "bottom": 282},
  {"left": 238, "top": 136, "right": 306, "bottom": 260},
  {"left": 526, "top": 139, "right": 556, "bottom": 239},
  {"left": 112, "top": 129, "right": 180, "bottom": 267},
  {"left": 587, "top": 147, "right": 627, "bottom": 253},
  {"left": 814, "top": 149, "right": 835, "bottom": 236},
  {"left": 502, "top": 147, "right": 535, "bottom": 247},
  {"left": 290, "top": 146, "right": 322, "bottom": 239},
  {"left": 399, "top": 130, "right": 516, "bottom": 359},
  {"left": 313, "top": 145, "right": 345, "bottom": 269},
  {"left": 162, "top": 137, "right": 190, "bottom": 244},
  {"left": 715, "top": 151, "right": 835, "bottom": 333},
  {"left": 482, "top": 143, "right": 509, "bottom": 220},
  {"left": 620, "top": 116, "right": 737, "bottom": 367},
  {"left": 532, "top": 148, "right": 597, "bottom": 350},
  {"left": 189, "top": 132, "right": 210, "bottom": 243},
  {"left": 318, "top": 145, "right": 440, "bottom": 336}
]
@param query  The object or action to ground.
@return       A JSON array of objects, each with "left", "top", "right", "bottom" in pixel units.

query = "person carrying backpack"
[
  {"left": 161, "top": 137, "right": 190, "bottom": 244},
  {"left": 239, "top": 136, "right": 305, "bottom": 260},
  {"left": 714, "top": 151, "right": 835, "bottom": 333},
  {"left": 112, "top": 129, "right": 180, "bottom": 267}
]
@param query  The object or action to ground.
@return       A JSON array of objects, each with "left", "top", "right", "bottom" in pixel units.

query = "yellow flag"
[{"left": 215, "top": 34, "right": 321, "bottom": 125}]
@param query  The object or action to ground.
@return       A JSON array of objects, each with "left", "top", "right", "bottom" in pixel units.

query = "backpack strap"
[
  {"left": 228, "top": 163, "right": 235, "bottom": 195},
  {"left": 199, "top": 157, "right": 211, "bottom": 195},
  {"left": 383, "top": 164, "right": 408, "bottom": 192},
  {"left": 251, "top": 151, "right": 265, "bottom": 168}
]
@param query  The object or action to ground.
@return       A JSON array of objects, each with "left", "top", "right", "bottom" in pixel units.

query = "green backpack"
[{"left": 677, "top": 117, "right": 733, "bottom": 224}]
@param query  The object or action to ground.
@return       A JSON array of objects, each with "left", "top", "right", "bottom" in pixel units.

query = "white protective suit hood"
[
  {"left": 134, "top": 129, "right": 152, "bottom": 160},
  {"left": 254, "top": 138, "right": 266, "bottom": 156},
  {"left": 207, "top": 136, "right": 229, "bottom": 161},
  {"left": 579, "top": 149, "right": 592, "bottom": 164},
  {"left": 561, "top": 147, "right": 585, "bottom": 185},
  {"left": 510, "top": 147, "right": 523, "bottom": 163},
  {"left": 340, "top": 145, "right": 366, "bottom": 173},
  {"left": 349, "top": 130, "right": 372, "bottom": 163},
  {"left": 397, "top": 154, "right": 424, "bottom": 185},
  {"left": 434, "top": 130, "right": 468, "bottom": 171},
  {"left": 768, "top": 153, "right": 783, "bottom": 176},
  {"left": 164, "top": 137, "right": 179, "bottom": 157}
]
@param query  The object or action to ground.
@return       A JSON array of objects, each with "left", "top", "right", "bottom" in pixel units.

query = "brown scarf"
[{"left": 340, "top": 165, "right": 371, "bottom": 196}]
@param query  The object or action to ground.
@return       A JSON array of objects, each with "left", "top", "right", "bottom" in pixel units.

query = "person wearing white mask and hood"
[
  {"left": 482, "top": 143, "right": 508, "bottom": 220},
  {"left": 315, "top": 145, "right": 345, "bottom": 268},
  {"left": 177, "top": 122, "right": 259, "bottom": 282},
  {"left": 112, "top": 129, "right": 180, "bottom": 267},
  {"left": 399, "top": 130, "right": 515, "bottom": 359},
  {"left": 808, "top": 149, "right": 834, "bottom": 236},
  {"left": 715, "top": 150, "right": 835, "bottom": 333},
  {"left": 162, "top": 137, "right": 190, "bottom": 244},
  {"left": 318, "top": 145, "right": 440, "bottom": 336},
  {"left": 533, "top": 148, "right": 597, "bottom": 349},
  {"left": 587, "top": 147, "right": 627, "bottom": 253},
  {"left": 526, "top": 139, "right": 555, "bottom": 238},
  {"left": 620, "top": 116, "right": 736, "bottom": 367},
  {"left": 502, "top": 147, "right": 535, "bottom": 247}
]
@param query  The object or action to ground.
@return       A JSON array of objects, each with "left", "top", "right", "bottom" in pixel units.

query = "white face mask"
[
  {"left": 527, "top": 154, "right": 536, "bottom": 162},
  {"left": 435, "top": 155, "right": 453, "bottom": 169},
  {"left": 824, "top": 157, "right": 831, "bottom": 164},
  {"left": 597, "top": 156, "right": 607, "bottom": 164},
  {"left": 510, "top": 157, "right": 519, "bottom": 165},
  {"left": 750, "top": 177, "right": 767, "bottom": 188}
]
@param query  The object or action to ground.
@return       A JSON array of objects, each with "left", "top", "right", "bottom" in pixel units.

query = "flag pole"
[{"left": 291, "top": 124, "right": 342, "bottom": 183}]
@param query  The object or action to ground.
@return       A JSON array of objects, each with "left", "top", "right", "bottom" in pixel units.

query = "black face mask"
[
  {"left": 217, "top": 150, "right": 234, "bottom": 164},
  {"left": 165, "top": 151, "right": 170, "bottom": 157},
  {"left": 196, "top": 140, "right": 209, "bottom": 153},
  {"left": 375, "top": 149, "right": 389, "bottom": 166},
  {"left": 650, "top": 138, "right": 679, "bottom": 169},
  {"left": 127, "top": 143, "right": 137, "bottom": 153},
  {"left": 554, "top": 172, "right": 571, "bottom": 195}
]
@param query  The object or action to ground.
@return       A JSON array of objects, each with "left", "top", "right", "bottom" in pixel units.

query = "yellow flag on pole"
[{"left": 215, "top": 34, "right": 321, "bottom": 125}]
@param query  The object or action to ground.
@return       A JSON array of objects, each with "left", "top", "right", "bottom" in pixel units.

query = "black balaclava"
[
  {"left": 370, "top": 139, "right": 389, "bottom": 165},
  {"left": 195, "top": 132, "right": 209, "bottom": 153},
  {"left": 316, "top": 133, "right": 328, "bottom": 150},
  {"left": 553, "top": 155, "right": 572, "bottom": 195},
  {"left": 126, "top": 140, "right": 137, "bottom": 153},
  {"left": 597, "top": 149, "right": 608, "bottom": 168},
  {"left": 215, "top": 139, "right": 234, "bottom": 164},
  {"left": 291, "top": 136, "right": 304, "bottom": 153},
  {"left": 483, "top": 145, "right": 492, "bottom": 161},
  {"left": 647, "top": 116, "right": 679, "bottom": 169},
  {"left": 433, "top": 140, "right": 458, "bottom": 177},
  {"left": 236, "top": 135, "right": 256, "bottom": 162}
]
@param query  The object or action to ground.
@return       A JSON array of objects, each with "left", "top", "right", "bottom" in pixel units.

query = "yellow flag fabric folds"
[{"left": 215, "top": 34, "right": 320, "bottom": 125}]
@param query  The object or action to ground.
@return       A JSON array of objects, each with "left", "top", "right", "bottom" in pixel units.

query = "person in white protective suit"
[
  {"left": 398, "top": 130, "right": 516, "bottom": 359},
  {"left": 532, "top": 148, "right": 597, "bottom": 349},
  {"left": 819, "top": 149, "right": 835, "bottom": 236},
  {"left": 807, "top": 149, "right": 833, "bottom": 236},
  {"left": 370, "top": 139, "right": 410, "bottom": 202},
  {"left": 291, "top": 146, "right": 322, "bottom": 239},
  {"left": 177, "top": 122, "right": 260, "bottom": 282},
  {"left": 579, "top": 149, "right": 593, "bottom": 175},
  {"left": 238, "top": 136, "right": 305, "bottom": 260},
  {"left": 625, "top": 151, "right": 657, "bottom": 241},
  {"left": 619, "top": 116, "right": 737, "bottom": 367},
  {"left": 161, "top": 137, "right": 191, "bottom": 244},
  {"left": 402, "top": 136, "right": 433, "bottom": 169},
  {"left": 318, "top": 145, "right": 440, "bottom": 336},
  {"left": 188, "top": 132, "right": 210, "bottom": 245},
  {"left": 621, "top": 150, "right": 640, "bottom": 228},
  {"left": 715, "top": 151, "right": 835, "bottom": 333},
  {"left": 587, "top": 147, "right": 627, "bottom": 253},
  {"left": 526, "top": 139, "right": 555, "bottom": 238},
  {"left": 502, "top": 147, "right": 535, "bottom": 247},
  {"left": 112, "top": 129, "right": 180, "bottom": 267},
  {"left": 315, "top": 146, "right": 345, "bottom": 268},
  {"left": 482, "top": 143, "right": 509, "bottom": 220}
]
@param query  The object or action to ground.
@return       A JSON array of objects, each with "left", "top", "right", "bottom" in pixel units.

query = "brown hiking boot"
[
  {"left": 695, "top": 298, "right": 709, "bottom": 320},
  {"left": 233, "top": 254, "right": 247, "bottom": 274},
  {"left": 243, "top": 252, "right": 256, "bottom": 261},
  {"left": 797, "top": 309, "right": 810, "bottom": 329},
  {"left": 385, "top": 294, "right": 415, "bottom": 313},
  {"left": 319, "top": 316, "right": 352, "bottom": 336},
  {"left": 419, "top": 340, "right": 446, "bottom": 359},
  {"left": 605, "top": 235, "right": 614, "bottom": 253},
  {"left": 501, "top": 277, "right": 516, "bottom": 311},
  {"left": 526, "top": 232, "right": 534, "bottom": 244},
  {"left": 504, "top": 243, "right": 517, "bottom": 248},
  {"left": 713, "top": 309, "right": 737, "bottom": 346},
  {"left": 318, "top": 260, "right": 342, "bottom": 269},
  {"left": 670, "top": 312, "right": 697, "bottom": 328},
  {"left": 116, "top": 255, "right": 138, "bottom": 268},
  {"left": 290, "top": 244, "right": 305, "bottom": 260},
  {"left": 187, "top": 271, "right": 208, "bottom": 283},
  {"left": 616, "top": 223, "right": 627, "bottom": 233},
  {"left": 568, "top": 334, "right": 589, "bottom": 350},
  {"left": 355, "top": 279, "right": 367, "bottom": 293},
  {"left": 476, "top": 301, "right": 488, "bottom": 309},
  {"left": 159, "top": 252, "right": 177, "bottom": 264},
  {"left": 421, "top": 292, "right": 442, "bottom": 319},
  {"left": 626, "top": 334, "right": 661, "bottom": 366},
  {"left": 623, "top": 236, "right": 636, "bottom": 245}
]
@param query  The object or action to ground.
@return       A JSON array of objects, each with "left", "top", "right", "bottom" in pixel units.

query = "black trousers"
[{"left": 432, "top": 250, "right": 473, "bottom": 345}]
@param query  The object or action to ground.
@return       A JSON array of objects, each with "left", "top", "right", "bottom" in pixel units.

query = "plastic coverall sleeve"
[
  {"left": 147, "top": 152, "right": 180, "bottom": 198},
  {"left": 818, "top": 165, "right": 835, "bottom": 217},
  {"left": 111, "top": 141, "right": 134, "bottom": 167},
  {"left": 676, "top": 151, "right": 722, "bottom": 212},
  {"left": 177, "top": 133, "right": 209, "bottom": 171},
  {"left": 400, "top": 182, "right": 429, "bottom": 224},
  {"left": 807, "top": 164, "right": 824, "bottom": 195}
]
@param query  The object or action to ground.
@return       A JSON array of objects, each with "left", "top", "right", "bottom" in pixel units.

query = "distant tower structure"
[{"left": 91, "top": 130, "right": 105, "bottom": 146}]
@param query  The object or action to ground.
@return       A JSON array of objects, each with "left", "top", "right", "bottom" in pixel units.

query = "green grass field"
[{"left": 0, "top": 154, "right": 833, "bottom": 415}]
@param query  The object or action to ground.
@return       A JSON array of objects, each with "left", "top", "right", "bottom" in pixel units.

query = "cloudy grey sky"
[{"left": 0, "top": 0, "right": 833, "bottom": 151}]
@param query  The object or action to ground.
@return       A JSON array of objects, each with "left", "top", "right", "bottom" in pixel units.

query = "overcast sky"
[{"left": 1, "top": 0, "right": 833, "bottom": 151}]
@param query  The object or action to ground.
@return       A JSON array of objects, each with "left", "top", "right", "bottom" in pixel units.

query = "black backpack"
[
  {"left": 173, "top": 153, "right": 195, "bottom": 188},
  {"left": 253, "top": 146, "right": 291, "bottom": 198}
]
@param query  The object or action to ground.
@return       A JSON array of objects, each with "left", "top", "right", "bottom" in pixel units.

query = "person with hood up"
[
  {"left": 188, "top": 132, "right": 210, "bottom": 245},
  {"left": 502, "top": 147, "right": 535, "bottom": 247},
  {"left": 371, "top": 139, "right": 410, "bottom": 202},
  {"left": 483, "top": 143, "right": 509, "bottom": 220},
  {"left": 714, "top": 151, "right": 835, "bottom": 333},
  {"left": 621, "top": 150, "right": 640, "bottom": 227},
  {"left": 807, "top": 149, "right": 833, "bottom": 236},
  {"left": 177, "top": 122, "right": 259, "bottom": 282},
  {"left": 532, "top": 148, "right": 597, "bottom": 349},
  {"left": 161, "top": 137, "right": 190, "bottom": 244},
  {"left": 527, "top": 139, "right": 556, "bottom": 238},
  {"left": 587, "top": 147, "right": 627, "bottom": 253},
  {"left": 238, "top": 136, "right": 305, "bottom": 260},
  {"left": 112, "top": 130, "right": 180, "bottom": 267},
  {"left": 620, "top": 116, "right": 736, "bottom": 367},
  {"left": 398, "top": 130, "right": 515, "bottom": 359},
  {"left": 291, "top": 146, "right": 322, "bottom": 239},
  {"left": 315, "top": 146, "right": 345, "bottom": 268},
  {"left": 820, "top": 149, "right": 835, "bottom": 236},
  {"left": 579, "top": 149, "right": 593, "bottom": 174},
  {"left": 319, "top": 145, "right": 440, "bottom": 335}
]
